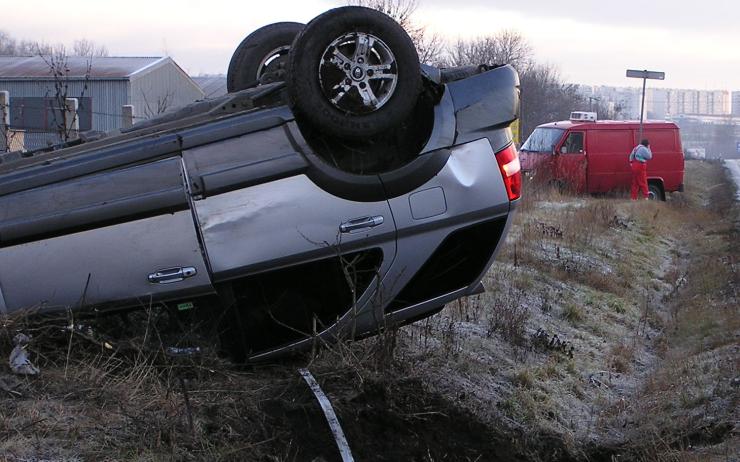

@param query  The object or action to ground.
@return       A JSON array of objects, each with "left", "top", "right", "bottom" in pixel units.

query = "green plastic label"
[{"left": 177, "top": 302, "right": 195, "bottom": 311}]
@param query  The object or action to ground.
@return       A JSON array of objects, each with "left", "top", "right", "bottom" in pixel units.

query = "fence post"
[
  {"left": 64, "top": 97, "right": 79, "bottom": 140},
  {"left": 122, "top": 104, "right": 135, "bottom": 130},
  {"left": 0, "top": 91, "right": 8, "bottom": 152}
]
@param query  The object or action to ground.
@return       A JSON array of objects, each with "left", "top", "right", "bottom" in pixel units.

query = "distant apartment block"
[
  {"left": 579, "top": 85, "right": 732, "bottom": 120},
  {"left": 732, "top": 91, "right": 740, "bottom": 117}
]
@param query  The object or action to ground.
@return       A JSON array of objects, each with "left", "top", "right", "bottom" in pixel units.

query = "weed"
[
  {"left": 609, "top": 298, "right": 627, "bottom": 314},
  {"left": 486, "top": 295, "right": 530, "bottom": 345},
  {"left": 512, "top": 368, "right": 535, "bottom": 389},
  {"left": 608, "top": 342, "right": 635, "bottom": 373},
  {"left": 561, "top": 303, "right": 584, "bottom": 324}
]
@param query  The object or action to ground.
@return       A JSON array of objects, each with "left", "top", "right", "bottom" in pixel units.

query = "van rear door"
[{"left": 642, "top": 127, "right": 684, "bottom": 191}]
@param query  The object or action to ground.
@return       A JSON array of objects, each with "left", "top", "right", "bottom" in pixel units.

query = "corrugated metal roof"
[
  {"left": 191, "top": 75, "right": 228, "bottom": 98},
  {"left": 0, "top": 56, "right": 167, "bottom": 79}
]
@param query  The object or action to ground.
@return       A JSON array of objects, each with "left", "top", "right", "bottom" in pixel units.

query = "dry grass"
[
  {"left": 431, "top": 161, "right": 738, "bottom": 458},
  {"left": 0, "top": 307, "right": 298, "bottom": 461},
  {"left": 486, "top": 288, "right": 530, "bottom": 345},
  {"left": 615, "top": 161, "right": 740, "bottom": 461},
  {"left": 1, "top": 161, "right": 736, "bottom": 461},
  {"left": 607, "top": 342, "right": 635, "bottom": 373},
  {"left": 560, "top": 303, "right": 584, "bottom": 324}
]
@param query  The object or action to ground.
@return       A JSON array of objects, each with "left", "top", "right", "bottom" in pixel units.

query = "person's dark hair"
[{"left": 641, "top": 139, "right": 649, "bottom": 147}]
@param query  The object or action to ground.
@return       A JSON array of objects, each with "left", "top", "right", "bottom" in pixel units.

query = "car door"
[
  {"left": 0, "top": 157, "right": 215, "bottom": 314},
  {"left": 555, "top": 130, "right": 587, "bottom": 193},
  {"left": 181, "top": 127, "right": 397, "bottom": 338}
]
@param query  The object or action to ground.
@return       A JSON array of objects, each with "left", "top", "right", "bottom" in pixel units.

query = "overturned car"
[{"left": 0, "top": 7, "right": 521, "bottom": 361}]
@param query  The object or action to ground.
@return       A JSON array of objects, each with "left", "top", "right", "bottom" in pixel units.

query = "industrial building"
[
  {"left": 191, "top": 75, "right": 228, "bottom": 99},
  {"left": 0, "top": 56, "right": 204, "bottom": 150}
]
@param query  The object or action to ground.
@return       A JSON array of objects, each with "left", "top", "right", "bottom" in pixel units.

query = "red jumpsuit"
[{"left": 630, "top": 160, "right": 648, "bottom": 200}]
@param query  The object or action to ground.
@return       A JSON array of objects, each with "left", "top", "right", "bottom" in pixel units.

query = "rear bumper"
[{"left": 384, "top": 207, "right": 515, "bottom": 327}]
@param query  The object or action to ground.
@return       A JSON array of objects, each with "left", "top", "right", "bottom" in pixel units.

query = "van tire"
[{"left": 648, "top": 182, "right": 665, "bottom": 201}]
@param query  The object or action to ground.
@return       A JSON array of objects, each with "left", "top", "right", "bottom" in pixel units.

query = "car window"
[
  {"left": 521, "top": 127, "right": 565, "bottom": 153},
  {"left": 563, "top": 132, "right": 584, "bottom": 154}
]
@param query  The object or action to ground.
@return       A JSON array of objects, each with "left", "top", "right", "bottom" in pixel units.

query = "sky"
[{"left": 3, "top": 0, "right": 738, "bottom": 91}]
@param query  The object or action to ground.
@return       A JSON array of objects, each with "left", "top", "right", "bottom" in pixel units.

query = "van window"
[
  {"left": 562, "top": 132, "right": 583, "bottom": 154},
  {"left": 521, "top": 127, "right": 565, "bottom": 153}
]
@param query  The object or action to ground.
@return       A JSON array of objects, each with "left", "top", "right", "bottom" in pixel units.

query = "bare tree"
[
  {"left": 141, "top": 89, "right": 175, "bottom": 118},
  {"left": 449, "top": 30, "right": 532, "bottom": 70},
  {"left": 39, "top": 46, "right": 92, "bottom": 142},
  {"left": 72, "top": 39, "right": 109, "bottom": 57},
  {"left": 0, "top": 30, "right": 15, "bottom": 55},
  {"left": 347, "top": 0, "right": 446, "bottom": 65},
  {"left": 445, "top": 31, "right": 606, "bottom": 140},
  {"left": 0, "top": 30, "right": 105, "bottom": 57},
  {"left": 0, "top": 31, "right": 53, "bottom": 55},
  {"left": 349, "top": 0, "right": 417, "bottom": 25},
  {"left": 412, "top": 26, "right": 446, "bottom": 66},
  {"left": 518, "top": 62, "right": 591, "bottom": 140}
]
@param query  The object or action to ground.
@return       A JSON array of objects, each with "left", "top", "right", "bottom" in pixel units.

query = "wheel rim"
[
  {"left": 257, "top": 45, "right": 291, "bottom": 81},
  {"left": 319, "top": 32, "right": 398, "bottom": 115}
]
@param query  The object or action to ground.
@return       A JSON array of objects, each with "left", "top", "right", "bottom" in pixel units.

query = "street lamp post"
[
  {"left": 588, "top": 96, "right": 600, "bottom": 112},
  {"left": 626, "top": 69, "right": 665, "bottom": 141}
]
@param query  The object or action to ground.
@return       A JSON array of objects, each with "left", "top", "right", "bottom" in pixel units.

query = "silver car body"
[{"left": 0, "top": 65, "right": 520, "bottom": 360}]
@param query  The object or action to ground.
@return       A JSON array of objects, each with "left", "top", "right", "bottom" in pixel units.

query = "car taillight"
[{"left": 495, "top": 143, "right": 521, "bottom": 201}]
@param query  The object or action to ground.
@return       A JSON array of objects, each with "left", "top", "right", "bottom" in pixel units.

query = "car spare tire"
[
  {"left": 287, "top": 6, "right": 422, "bottom": 139},
  {"left": 227, "top": 22, "right": 304, "bottom": 92}
]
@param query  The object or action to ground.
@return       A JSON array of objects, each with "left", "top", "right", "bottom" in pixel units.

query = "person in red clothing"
[{"left": 629, "top": 139, "right": 652, "bottom": 200}]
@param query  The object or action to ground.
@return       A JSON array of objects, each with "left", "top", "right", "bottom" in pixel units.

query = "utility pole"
[{"left": 627, "top": 69, "right": 665, "bottom": 141}]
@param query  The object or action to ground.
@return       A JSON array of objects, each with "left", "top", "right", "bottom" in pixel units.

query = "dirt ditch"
[{"left": 0, "top": 160, "right": 737, "bottom": 461}]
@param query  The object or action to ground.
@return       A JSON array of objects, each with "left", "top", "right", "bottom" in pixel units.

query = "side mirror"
[{"left": 560, "top": 146, "right": 568, "bottom": 154}]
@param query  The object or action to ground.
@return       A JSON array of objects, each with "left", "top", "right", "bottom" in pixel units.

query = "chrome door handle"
[
  {"left": 148, "top": 266, "right": 197, "bottom": 284},
  {"left": 340, "top": 215, "right": 384, "bottom": 233}
]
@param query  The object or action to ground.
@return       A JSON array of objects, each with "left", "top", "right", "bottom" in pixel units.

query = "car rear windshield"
[{"left": 521, "top": 127, "right": 565, "bottom": 153}]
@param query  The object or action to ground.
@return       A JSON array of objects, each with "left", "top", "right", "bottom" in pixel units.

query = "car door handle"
[
  {"left": 148, "top": 266, "right": 197, "bottom": 284},
  {"left": 340, "top": 215, "right": 384, "bottom": 233}
]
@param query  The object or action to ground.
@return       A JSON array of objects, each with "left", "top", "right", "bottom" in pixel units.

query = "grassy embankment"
[{"left": 0, "top": 160, "right": 736, "bottom": 461}]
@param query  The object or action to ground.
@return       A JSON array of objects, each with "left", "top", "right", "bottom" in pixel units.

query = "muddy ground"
[{"left": 0, "top": 160, "right": 737, "bottom": 462}]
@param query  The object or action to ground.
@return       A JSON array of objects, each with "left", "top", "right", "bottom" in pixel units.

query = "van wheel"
[
  {"left": 648, "top": 182, "right": 665, "bottom": 201},
  {"left": 287, "top": 6, "right": 422, "bottom": 139},
  {"left": 227, "top": 22, "right": 304, "bottom": 92}
]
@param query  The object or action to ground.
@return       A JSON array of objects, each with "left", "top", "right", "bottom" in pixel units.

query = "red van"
[{"left": 520, "top": 119, "right": 684, "bottom": 200}]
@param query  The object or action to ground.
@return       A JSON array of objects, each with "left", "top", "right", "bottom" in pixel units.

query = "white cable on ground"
[{"left": 298, "top": 368, "right": 355, "bottom": 462}]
